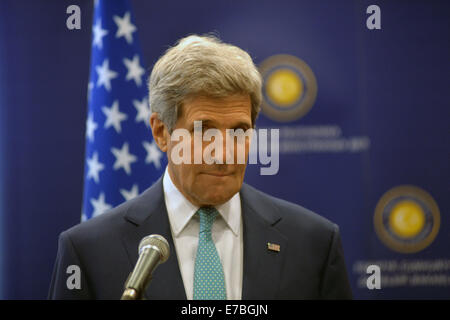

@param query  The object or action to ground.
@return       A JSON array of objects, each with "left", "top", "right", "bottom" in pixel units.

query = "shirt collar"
[{"left": 163, "top": 167, "right": 241, "bottom": 237}]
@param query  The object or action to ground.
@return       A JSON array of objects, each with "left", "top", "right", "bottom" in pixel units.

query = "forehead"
[{"left": 180, "top": 94, "right": 252, "bottom": 124}]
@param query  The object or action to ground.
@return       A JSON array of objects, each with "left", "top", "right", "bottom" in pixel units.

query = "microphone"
[{"left": 121, "top": 234, "right": 170, "bottom": 300}]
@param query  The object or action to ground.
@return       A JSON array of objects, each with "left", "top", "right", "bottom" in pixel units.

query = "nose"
[
  {"left": 205, "top": 130, "right": 232, "bottom": 165},
  {"left": 223, "top": 129, "right": 249, "bottom": 164},
  {"left": 209, "top": 130, "right": 229, "bottom": 165},
  {"left": 202, "top": 128, "right": 250, "bottom": 165}
]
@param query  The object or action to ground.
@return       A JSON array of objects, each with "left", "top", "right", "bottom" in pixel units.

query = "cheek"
[{"left": 180, "top": 165, "right": 196, "bottom": 185}]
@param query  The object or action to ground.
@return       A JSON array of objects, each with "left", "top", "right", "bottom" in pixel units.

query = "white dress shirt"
[{"left": 163, "top": 167, "right": 243, "bottom": 300}]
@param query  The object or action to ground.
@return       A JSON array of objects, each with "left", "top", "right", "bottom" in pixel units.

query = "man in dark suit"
[{"left": 49, "top": 35, "right": 352, "bottom": 300}]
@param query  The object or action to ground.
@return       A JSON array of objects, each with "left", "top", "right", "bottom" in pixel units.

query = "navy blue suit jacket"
[{"left": 48, "top": 178, "right": 352, "bottom": 299}]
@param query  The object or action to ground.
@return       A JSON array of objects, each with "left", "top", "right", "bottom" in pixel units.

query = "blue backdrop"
[{"left": 0, "top": 0, "right": 448, "bottom": 299}]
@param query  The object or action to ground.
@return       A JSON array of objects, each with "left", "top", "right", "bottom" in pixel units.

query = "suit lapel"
[
  {"left": 240, "top": 184, "right": 288, "bottom": 300},
  {"left": 121, "top": 178, "right": 186, "bottom": 300}
]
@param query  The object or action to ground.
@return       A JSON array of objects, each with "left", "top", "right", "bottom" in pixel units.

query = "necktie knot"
[{"left": 196, "top": 206, "right": 219, "bottom": 236}]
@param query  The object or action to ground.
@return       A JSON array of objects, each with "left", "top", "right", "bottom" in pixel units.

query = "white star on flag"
[
  {"left": 90, "top": 192, "right": 112, "bottom": 218},
  {"left": 143, "top": 140, "right": 163, "bottom": 169},
  {"left": 111, "top": 142, "right": 137, "bottom": 175},
  {"left": 96, "top": 59, "right": 118, "bottom": 91},
  {"left": 113, "top": 12, "right": 136, "bottom": 44},
  {"left": 120, "top": 184, "right": 139, "bottom": 201},
  {"left": 86, "top": 151, "right": 104, "bottom": 183},
  {"left": 133, "top": 98, "right": 150, "bottom": 126},
  {"left": 102, "top": 100, "right": 127, "bottom": 133},
  {"left": 123, "top": 55, "right": 145, "bottom": 86},
  {"left": 92, "top": 19, "right": 108, "bottom": 49},
  {"left": 86, "top": 112, "right": 98, "bottom": 141}
]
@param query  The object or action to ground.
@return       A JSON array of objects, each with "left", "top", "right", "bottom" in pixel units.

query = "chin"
[
  {"left": 191, "top": 172, "right": 244, "bottom": 205},
  {"left": 197, "top": 185, "right": 237, "bottom": 206}
]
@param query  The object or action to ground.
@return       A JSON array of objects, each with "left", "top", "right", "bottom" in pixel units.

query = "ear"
[{"left": 149, "top": 113, "right": 169, "bottom": 153}]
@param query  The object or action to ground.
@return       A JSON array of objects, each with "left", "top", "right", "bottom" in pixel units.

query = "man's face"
[{"left": 163, "top": 94, "right": 252, "bottom": 206}]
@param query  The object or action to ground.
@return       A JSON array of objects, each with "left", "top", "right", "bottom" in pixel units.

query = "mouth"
[{"left": 201, "top": 172, "right": 233, "bottom": 177}]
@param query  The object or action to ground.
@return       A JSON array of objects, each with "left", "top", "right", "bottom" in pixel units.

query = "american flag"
[{"left": 82, "top": 0, "right": 165, "bottom": 221}]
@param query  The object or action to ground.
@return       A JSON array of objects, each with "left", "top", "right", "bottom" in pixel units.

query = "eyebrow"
[
  {"left": 192, "top": 119, "right": 252, "bottom": 129},
  {"left": 230, "top": 121, "right": 252, "bottom": 129}
]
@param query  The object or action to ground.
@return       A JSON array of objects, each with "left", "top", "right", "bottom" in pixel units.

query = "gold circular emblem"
[
  {"left": 374, "top": 185, "right": 440, "bottom": 253},
  {"left": 259, "top": 54, "right": 317, "bottom": 122}
]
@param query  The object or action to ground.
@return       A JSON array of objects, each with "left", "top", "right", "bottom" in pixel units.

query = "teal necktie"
[{"left": 193, "top": 207, "right": 227, "bottom": 300}]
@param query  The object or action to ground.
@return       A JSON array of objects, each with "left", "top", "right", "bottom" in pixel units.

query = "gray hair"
[{"left": 148, "top": 34, "right": 262, "bottom": 132}]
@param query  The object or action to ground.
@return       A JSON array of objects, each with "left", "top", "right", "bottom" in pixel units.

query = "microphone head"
[{"left": 138, "top": 234, "right": 170, "bottom": 263}]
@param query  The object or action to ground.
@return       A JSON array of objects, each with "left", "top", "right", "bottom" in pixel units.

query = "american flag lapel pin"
[{"left": 267, "top": 242, "right": 280, "bottom": 252}]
